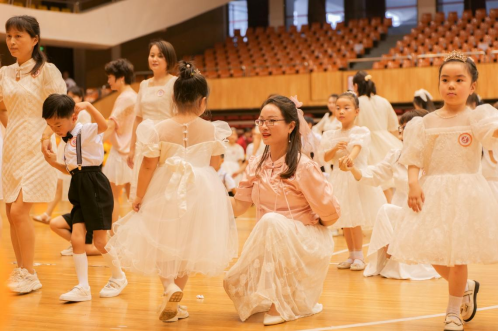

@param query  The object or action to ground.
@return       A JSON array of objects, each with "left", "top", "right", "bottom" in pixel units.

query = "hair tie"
[
  {"left": 364, "top": 74, "right": 372, "bottom": 81},
  {"left": 186, "top": 64, "right": 191, "bottom": 68}
]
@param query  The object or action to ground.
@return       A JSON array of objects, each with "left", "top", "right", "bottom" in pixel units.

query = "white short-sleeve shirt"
[{"left": 64, "top": 122, "right": 104, "bottom": 171}]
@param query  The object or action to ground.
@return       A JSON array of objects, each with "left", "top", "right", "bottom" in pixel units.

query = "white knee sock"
[
  {"left": 447, "top": 295, "right": 463, "bottom": 315},
  {"left": 346, "top": 251, "right": 354, "bottom": 264},
  {"left": 160, "top": 277, "right": 175, "bottom": 293},
  {"left": 353, "top": 250, "right": 364, "bottom": 261},
  {"left": 102, "top": 252, "right": 125, "bottom": 280},
  {"left": 73, "top": 253, "right": 89, "bottom": 289}
]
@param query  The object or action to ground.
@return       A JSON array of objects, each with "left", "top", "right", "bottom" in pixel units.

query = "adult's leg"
[
  {"left": 6, "top": 203, "right": 22, "bottom": 268},
  {"left": 9, "top": 191, "right": 35, "bottom": 273}
]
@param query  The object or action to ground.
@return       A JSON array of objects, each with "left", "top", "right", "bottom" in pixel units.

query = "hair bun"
[{"left": 178, "top": 60, "right": 197, "bottom": 80}]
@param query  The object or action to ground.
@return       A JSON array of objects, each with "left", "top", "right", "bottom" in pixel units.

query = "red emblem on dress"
[{"left": 458, "top": 133, "right": 472, "bottom": 147}]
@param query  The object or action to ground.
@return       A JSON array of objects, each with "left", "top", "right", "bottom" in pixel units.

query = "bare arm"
[
  {"left": 132, "top": 155, "right": 159, "bottom": 211},
  {"left": 407, "top": 165, "right": 424, "bottom": 212},
  {"left": 0, "top": 102, "right": 7, "bottom": 128},
  {"left": 127, "top": 116, "right": 143, "bottom": 168},
  {"left": 42, "top": 147, "right": 69, "bottom": 175},
  {"left": 103, "top": 119, "right": 116, "bottom": 142},
  {"left": 229, "top": 197, "right": 252, "bottom": 217},
  {"left": 76, "top": 102, "right": 107, "bottom": 134}
]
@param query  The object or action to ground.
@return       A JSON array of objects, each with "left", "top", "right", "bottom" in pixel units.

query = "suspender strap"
[{"left": 76, "top": 131, "right": 82, "bottom": 170}]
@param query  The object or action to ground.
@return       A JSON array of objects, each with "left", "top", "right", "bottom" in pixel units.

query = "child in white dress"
[
  {"left": 340, "top": 109, "right": 439, "bottom": 280},
  {"left": 320, "top": 92, "right": 386, "bottom": 271},
  {"left": 388, "top": 52, "right": 498, "bottom": 331},
  {"left": 481, "top": 149, "right": 498, "bottom": 203},
  {"left": 313, "top": 93, "right": 342, "bottom": 135},
  {"left": 221, "top": 128, "right": 245, "bottom": 185},
  {"left": 106, "top": 61, "right": 238, "bottom": 322}
]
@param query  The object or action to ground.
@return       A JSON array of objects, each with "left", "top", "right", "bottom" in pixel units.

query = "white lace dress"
[
  {"left": 106, "top": 118, "right": 238, "bottom": 278},
  {"left": 320, "top": 126, "right": 386, "bottom": 229},
  {"left": 481, "top": 148, "right": 498, "bottom": 203},
  {"left": 360, "top": 149, "right": 440, "bottom": 280},
  {"left": 389, "top": 105, "right": 498, "bottom": 266}
]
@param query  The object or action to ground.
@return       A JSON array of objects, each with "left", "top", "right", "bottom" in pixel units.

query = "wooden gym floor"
[{"left": 0, "top": 199, "right": 497, "bottom": 331}]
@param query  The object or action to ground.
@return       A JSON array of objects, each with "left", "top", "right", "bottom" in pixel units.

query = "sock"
[
  {"left": 102, "top": 252, "right": 125, "bottom": 280},
  {"left": 353, "top": 250, "right": 364, "bottom": 261},
  {"left": 73, "top": 253, "right": 89, "bottom": 288},
  {"left": 447, "top": 295, "right": 463, "bottom": 315},
  {"left": 160, "top": 277, "right": 175, "bottom": 293},
  {"left": 345, "top": 251, "right": 354, "bottom": 264}
]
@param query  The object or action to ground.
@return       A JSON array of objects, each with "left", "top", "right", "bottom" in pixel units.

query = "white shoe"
[
  {"left": 11, "top": 269, "right": 42, "bottom": 294},
  {"left": 350, "top": 259, "right": 366, "bottom": 271},
  {"left": 337, "top": 260, "right": 353, "bottom": 269},
  {"left": 60, "top": 285, "right": 92, "bottom": 302},
  {"left": 263, "top": 313, "right": 285, "bottom": 326},
  {"left": 60, "top": 244, "right": 74, "bottom": 256},
  {"left": 6, "top": 268, "right": 22, "bottom": 289},
  {"left": 158, "top": 284, "right": 183, "bottom": 321},
  {"left": 444, "top": 313, "right": 464, "bottom": 331},
  {"left": 99, "top": 276, "right": 128, "bottom": 298},
  {"left": 312, "top": 303, "right": 323, "bottom": 314},
  {"left": 331, "top": 229, "right": 340, "bottom": 236},
  {"left": 33, "top": 213, "right": 51, "bottom": 224},
  {"left": 162, "top": 304, "right": 189, "bottom": 322},
  {"left": 461, "top": 279, "right": 479, "bottom": 322}
]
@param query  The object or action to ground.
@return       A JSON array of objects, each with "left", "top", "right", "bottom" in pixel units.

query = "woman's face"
[
  {"left": 439, "top": 62, "right": 476, "bottom": 108},
  {"left": 258, "top": 104, "right": 295, "bottom": 148},
  {"left": 327, "top": 97, "right": 337, "bottom": 114},
  {"left": 148, "top": 45, "right": 168, "bottom": 76},
  {"left": 107, "top": 74, "right": 124, "bottom": 91},
  {"left": 6, "top": 28, "right": 38, "bottom": 62},
  {"left": 335, "top": 97, "right": 359, "bottom": 126},
  {"left": 67, "top": 92, "right": 82, "bottom": 103}
]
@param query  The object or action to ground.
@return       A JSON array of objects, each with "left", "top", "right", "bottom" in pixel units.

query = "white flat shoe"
[
  {"left": 158, "top": 284, "right": 183, "bottom": 321},
  {"left": 60, "top": 285, "right": 91, "bottom": 302},
  {"left": 263, "top": 313, "right": 285, "bottom": 326},
  {"left": 337, "top": 260, "right": 353, "bottom": 269},
  {"left": 461, "top": 279, "right": 479, "bottom": 322},
  {"left": 444, "top": 313, "right": 464, "bottom": 331},
  {"left": 350, "top": 259, "right": 366, "bottom": 271},
  {"left": 162, "top": 304, "right": 189, "bottom": 322}
]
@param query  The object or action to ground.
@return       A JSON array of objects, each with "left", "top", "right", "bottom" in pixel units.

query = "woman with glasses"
[{"left": 224, "top": 95, "right": 341, "bottom": 326}]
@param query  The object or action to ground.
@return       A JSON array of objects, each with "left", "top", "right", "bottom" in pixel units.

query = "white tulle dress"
[
  {"left": 481, "top": 148, "right": 498, "bottom": 203},
  {"left": 320, "top": 126, "right": 386, "bottom": 229},
  {"left": 106, "top": 118, "right": 238, "bottom": 279},
  {"left": 389, "top": 105, "right": 498, "bottom": 266}
]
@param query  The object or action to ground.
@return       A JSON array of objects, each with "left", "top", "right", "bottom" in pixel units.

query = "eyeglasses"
[{"left": 255, "top": 119, "right": 286, "bottom": 127}]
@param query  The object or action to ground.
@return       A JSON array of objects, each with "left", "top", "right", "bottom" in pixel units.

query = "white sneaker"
[
  {"left": 444, "top": 313, "right": 464, "bottom": 331},
  {"left": 11, "top": 269, "right": 42, "bottom": 294},
  {"left": 6, "top": 268, "right": 22, "bottom": 290},
  {"left": 350, "top": 259, "right": 366, "bottom": 271},
  {"left": 461, "top": 279, "right": 479, "bottom": 322},
  {"left": 158, "top": 284, "right": 183, "bottom": 321},
  {"left": 162, "top": 304, "right": 189, "bottom": 322},
  {"left": 60, "top": 244, "right": 74, "bottom": 256},
  {"left": 60, "top": 285, "right": 92, "bottom": 302},
  {"left": 99, "top": 276, "right": 128, "bottom": 298}
]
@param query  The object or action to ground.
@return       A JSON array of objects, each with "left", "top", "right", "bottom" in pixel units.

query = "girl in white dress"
[
  {"left": 340, "top": 109, "right": 439, "bottom": 280},
  {"left": 127, "top": 40, "right": 178, "bottom": 199},
  {"left": 313, "top": 93, "right": 342, "bottom": 135},
  {"left": 106, "top": 61, "right": 237, "bottom": 322},
  {"left": 102, "top": 59, "right": 138, "bottom": 229},
  {"left": 481, "top": 148, "right": 498, "bottom": 202},
  {"left": 353, "top": 71, "right": 403, "bottom": 201},
  {"left": 320, "top": 92, "right": 386, "bottom": 271},
  {"left": 221, "top": 128, "right": 245, "bottom": 185},
  {"left": 0, "top": 16, "right": 66, "bottom": 294},
  {"left": 388, "top": 52, "right": 498, "bottom": 331},
  {"left": 225, "top": 95, "right": 341, "bottom": 326},
  {"left": 33, "top": 86, "right": 91, "bottom": 226}
]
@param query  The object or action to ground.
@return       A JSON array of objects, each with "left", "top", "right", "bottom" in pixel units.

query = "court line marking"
[
  {"left": 331, "top": 243, "right": 370, "bottom": 259},
  {"left": 303, "top": 305, "right": 498, "bottom": 331}
]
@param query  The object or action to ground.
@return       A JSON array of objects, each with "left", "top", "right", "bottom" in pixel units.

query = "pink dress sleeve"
[
  {"left": 109, "top": 92, "right": 137, "bottom": 135},
  {"left": 296, "top": 160, "right": 341, "bottom": 224},
  {"left": 234, "top": 156, "right": 259, "bottom": 203}
]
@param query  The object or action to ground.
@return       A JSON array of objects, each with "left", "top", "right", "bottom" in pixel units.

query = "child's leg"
[
  {"left": 93, "top": 230, "right": 125, "bottom": 279},
  {"left": 174, "top": 275, "right": 189, "bottom": 291},
  {"left": 434, "top": 264, "right": 468, "bottom": 316},
  {"left": 383, "top": 188, "right": 393, "bottom": 204},
  {"left": 46, "top": 179, "right": 63, "bottom": 216},
  {"left": 49, "top": 216, "right": 72, "bottom": 242},
  {"left": 84, "top": 244, "right": 101, "bottom": 256},
  {"left": 433, "top": 265, "right": 450, "bottom": 281},
  {"left": 110, "top": 183, "right": 124, "bottom": 235},
  {"left": 351, "top": 226, "right": 364, "bottom": 261},
  {"left": 124, "top": 183, "right": 131, "bottom": 200},
  {"left": 71, "top": 223, "right": 89, "bottom": 288},
  {"left": 343, "top": 228, "right": 354, "bottom": 256}
]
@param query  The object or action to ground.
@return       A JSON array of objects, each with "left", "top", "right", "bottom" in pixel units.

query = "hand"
[
  {"left": 408, "top": 182, "right": 425, "bottom": 213},
  {"left": 231, "top": 171, "right": 239, "bottom": 178},
  {"left": 127, "top": 149, "right": 135, "bottom": 169},
  {"left": 338, "top": 156, "right": 354, "bottom": 171},
  {"left": 132, "top": 196, "right": 142, "bottom": 212},
  {"left": 43, "top": 149, "right": 57, "bottom": 165},
  {"left": 74, "top": 101, "right": 89, "bottom": 116},
  {"left": 41, "top": 137, "right": 52, "bottom": 155},
  {"left": 335, "top": 141, "right": 348, "bottom": 152}
]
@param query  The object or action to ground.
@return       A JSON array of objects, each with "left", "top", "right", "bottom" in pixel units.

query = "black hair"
[
  {"left": 337, "top": 91, "right": 360, "bottom": 108},
  {"left": 105, "top": 58, "right": 135, "bottom": 85},
  {"left": 413, "top": 96, "right": 436, "bottom": 112},
  {"left": 399, "top": 109, "right": 429, "bottom": 126},
  {"left": 6, "top": 15, "right": 46, "bottom": 76},
  {"left": 256, "top": 95, "right": 301, "bottom": 179},
  {"left": 353, "top": 71, "right": 376, "bottom": 97},
  {"left": 438, "top": 57, "right": 479, "bottom": 84},
  {"left": 304, "top": 116, "right": 314, "bottom": 125},
  {"left": 329, "top": 94, "right": 339, "bottom": 100},
  {"left": 149, "top": 39, "right": 177, "bottom": 73},
  {"left": 466, "top": 93, "right": 481, "bottom": 108},
  {"left": 174, "top": 60, "right": 209, "bottom": 113},
  {"left": 67, "top": 85, "right": 84, "bottom": 99},
  {"left": 42, "top": 94, "right": 75, "bottom": 119},
  {"left": 243, "top": 127, "right": 252, "bottom": 133}
]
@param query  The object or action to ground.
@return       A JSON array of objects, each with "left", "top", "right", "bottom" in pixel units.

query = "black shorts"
[
  {"left": 62, "top": 213, "right": 94, "bottom": 245},
  {"left": 68, "top": 166, "right": 113, "bottom": 232}
]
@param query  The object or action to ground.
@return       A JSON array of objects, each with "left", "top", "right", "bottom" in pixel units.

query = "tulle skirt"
[
  {"left": 364, "top": 204, "right": 440, "bottom": 280},
  {"left": 224, "top": 213, "right": 333, "bottom": 322},
  {"left": 486, "top": 180, "right": 498, "bottom": 204},
  {"left": 103, "top": 147, "right": 133, "bottom": 185},
  {"left": 388, "top": 173, "right": 498, "bottom": 266},
  {"left": 328, "top": 169, "right": 386, "bottom": 229},
  {"left": 106, "top": 163, "right": 238, "bottom": 279}
]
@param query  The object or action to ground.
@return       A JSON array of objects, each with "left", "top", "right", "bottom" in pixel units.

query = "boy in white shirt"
[
  {"left": 41, "top": 94, "right": 127, "bottom": 302},
  {"left": 212, "top": 154, "right": 237, "bottom": 196}
]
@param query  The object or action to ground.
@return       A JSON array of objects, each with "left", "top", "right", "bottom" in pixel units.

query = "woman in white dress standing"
[
  {"left": 126, "top": 40, "right": 177, "bottom": 198},
  {"left": 313, "top": 93, "right": 341, "bottom": 135},
  {"left": 102, "top": 59, "right": 137, "bottom": 228},
  {"left": 0, "top": 16, "right": 66, "bottom": 294},
  {"left": 353, "top": 71, "right": 402, "bottom": 202}
]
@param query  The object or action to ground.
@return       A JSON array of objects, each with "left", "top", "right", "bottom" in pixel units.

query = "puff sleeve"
[
  {"left": 398, "top": 117, "right": 425, "bottom": 168},
  {"left": 136, "top": 119, "right": 160, "bottom": 158},
  {"left": 470, "top": 104, "right": 498, "bottom": 150},
  {"left": 212, "top": 121, "right": 232, "bottom": 156}
]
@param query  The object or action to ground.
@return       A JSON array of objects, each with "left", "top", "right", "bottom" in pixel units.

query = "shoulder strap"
[{"left": 76, "top": 130, "right": 82, "bottom": 170}]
